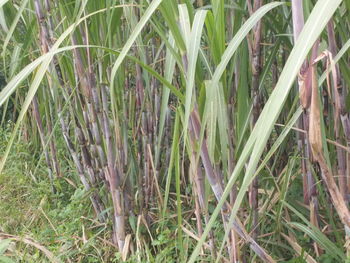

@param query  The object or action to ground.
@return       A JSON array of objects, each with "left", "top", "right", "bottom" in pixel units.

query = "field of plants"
[{"left": 0, "top": 0, "right": 350, "bottom": 262}]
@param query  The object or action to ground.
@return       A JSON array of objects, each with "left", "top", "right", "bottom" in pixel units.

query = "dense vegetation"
[{"left": 0, "top": 0, "right": 350, "bottom": 262}]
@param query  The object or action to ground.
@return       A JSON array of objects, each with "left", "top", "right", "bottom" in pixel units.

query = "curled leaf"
[
  {"left": 309, "top": 63, "right": 322, "bottom": 160},
  {"left": 298, "top": 69, "right": 312, "bottom": 109}
]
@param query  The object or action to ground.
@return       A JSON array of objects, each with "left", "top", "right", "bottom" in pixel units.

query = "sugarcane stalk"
[
  {"left": 309, "top": 40, "right": 321, "bottom": 215},
  {"left": 101, "top": 85, "right": 126, "bottom": 251},
  {"left": 327, "top": 20, "right": 349, "bottom": 202},
  {"left": 250, "top": 0, "right": 263, "bottom": 241},
  {"left": 309, "top": 57, "right": 350, "bottom": 230},
  {"left": 188, "top": 120, "right": 216, "bottom": 258},
  {"left": 34, "top": 0, "right": 107, "bottom": 222},
  {"left": 291, "top": 8, "right": 322, "bottom": 257},
  {"left": 43, "top": 88, "right": 61, "bottom": 177},
  {"left": 292, "top": 0, "right": 322, "bottom": 249},
  {"left": 33, "top": 0, "right": 62, "bottom": 191},
  {"left": 136, "top": 62, "right": 155, "bottom": 220},
  {"left": 190, "top": 109, "right": 275, "bottom": 262},
  {"left": 291, "top": 0, "right": 314, "bottom": 205},
  {"left": 324, "top": 22, "right": 350, "bottom": 256},
  {"left": 60, "top": 113, "right": 106, "bottom": 221}
]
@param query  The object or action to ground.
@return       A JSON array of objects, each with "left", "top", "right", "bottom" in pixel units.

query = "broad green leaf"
[
  {"left": 182, "top": 8, "right": 207, "bottom": 147},
  {"left": 0, "top": 0, "right": 9, "bottom": 8}
]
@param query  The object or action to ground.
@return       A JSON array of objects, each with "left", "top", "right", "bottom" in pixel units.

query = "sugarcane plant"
[{"left": 0, "top": 0, "right": 350, "bottom": 262}]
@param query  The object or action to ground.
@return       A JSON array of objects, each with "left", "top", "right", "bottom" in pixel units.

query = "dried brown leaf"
[{"left": 309, "top": 65, "right": 323, "bottom": 160}]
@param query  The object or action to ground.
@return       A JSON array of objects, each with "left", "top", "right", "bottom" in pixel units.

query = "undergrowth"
[
  {"left": 1, "top": 124, "right": 345, "bottom": 263},
  {"left": 0, "top": 126, "right": 199, "bottom": 262}
]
